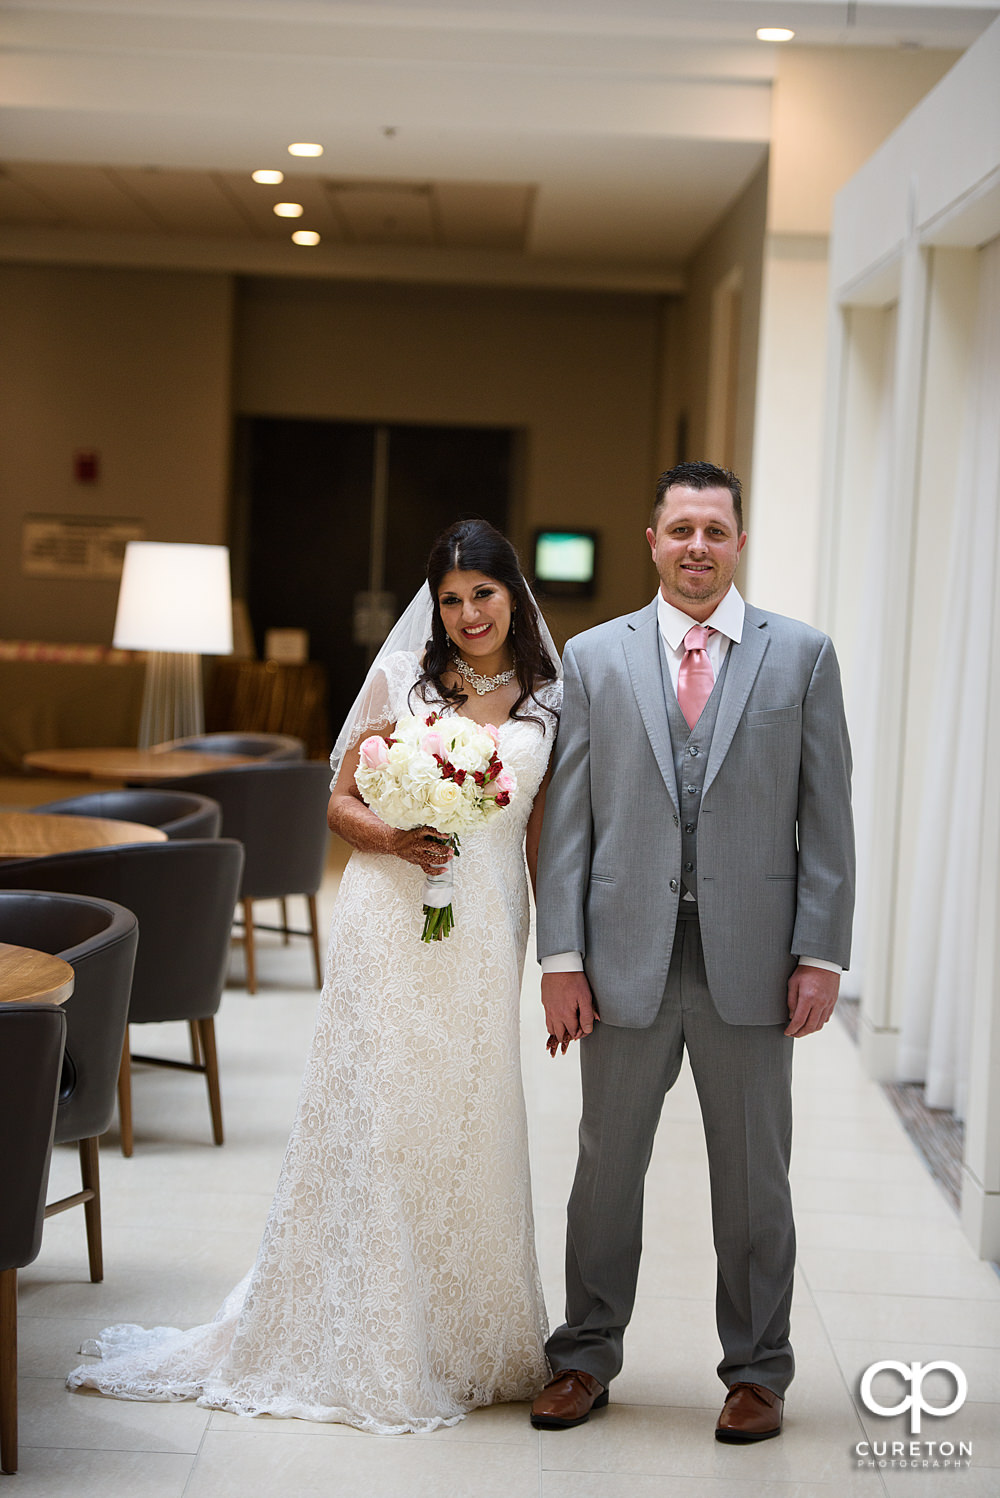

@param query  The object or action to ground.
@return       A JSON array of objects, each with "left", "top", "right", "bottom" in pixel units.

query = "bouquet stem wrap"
[{"left": 421, "top": 841, "right": 456, "bottom": 941}]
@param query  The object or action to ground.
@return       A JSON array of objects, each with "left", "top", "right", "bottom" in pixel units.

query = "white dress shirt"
[
  {"left": 656, "top": 583, "right": 743, "bottom": 693},
  {"left": 541, "top": 585, "right": 840, "bottom": 977}
]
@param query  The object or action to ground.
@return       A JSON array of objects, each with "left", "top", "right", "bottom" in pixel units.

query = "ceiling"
[{"left": 1, "top": 0, "right": 996, "bottom": 292}]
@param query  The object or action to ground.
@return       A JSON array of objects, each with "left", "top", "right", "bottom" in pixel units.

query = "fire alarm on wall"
[{"left": 74, "top": 449, "right": 100, "bottom": 483}]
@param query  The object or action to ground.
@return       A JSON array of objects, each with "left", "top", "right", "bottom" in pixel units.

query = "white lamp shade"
[{"left": 113, "top": 542, "right": 233, "bottom": 654}]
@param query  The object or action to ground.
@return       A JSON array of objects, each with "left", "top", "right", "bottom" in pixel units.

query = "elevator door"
[{"left": 242, "top": 418, "right": 513, "bottom": 735}]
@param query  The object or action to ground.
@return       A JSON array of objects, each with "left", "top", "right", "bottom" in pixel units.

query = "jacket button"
[
  {"left": 672, "top": 814, "right": 679, "bottom": 826},
  {"left": 669, "top": 878, "right": 679, "bottom": 892}
]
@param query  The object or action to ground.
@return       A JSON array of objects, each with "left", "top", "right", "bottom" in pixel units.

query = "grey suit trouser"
[{"left": 545, "top": 909, "right": 796, "bottom": 1396}]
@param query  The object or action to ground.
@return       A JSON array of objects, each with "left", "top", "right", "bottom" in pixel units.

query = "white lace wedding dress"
[{"left": 68, "top": 652, "right": 559, "bottom": 1434}]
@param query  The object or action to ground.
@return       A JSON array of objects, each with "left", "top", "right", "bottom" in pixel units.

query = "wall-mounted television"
[{"left": 533, "top": 529, "right": 598, "bottom": 599}]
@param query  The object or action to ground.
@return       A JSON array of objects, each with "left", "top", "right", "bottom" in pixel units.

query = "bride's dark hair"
[{"left": 412, "top": 518, "right": 559, "bottom": 729}]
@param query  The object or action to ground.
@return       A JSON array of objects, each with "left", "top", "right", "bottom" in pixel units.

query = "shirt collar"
[{"left": 655, "top": 585, "right": 745, "bottom": 652}]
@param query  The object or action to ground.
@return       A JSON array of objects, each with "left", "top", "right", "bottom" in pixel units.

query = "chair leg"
[
  {"left": 198, "top": 1018, "right": 224, "bottom": 1146},
  {"left": 243, "top": 898, "right": 257, "bottom": 994},
  {"left": 281, "top": 896, "right": 291, "bottom": 945},
  {"left": 117, "top": 1029, "right": 134, "bottom": 1158},
  {"left": 79, "top": 1137, "right": 103, "bottom": 1283},
  {"left": 189, "top": 1021, "right": 202, "bottom": 1066},
  {"left": 0, "top": 1267, "right": 17, "bottom": 1474},
  {"left": 308, "top": 894, "right": 323, "bottom": 989}
]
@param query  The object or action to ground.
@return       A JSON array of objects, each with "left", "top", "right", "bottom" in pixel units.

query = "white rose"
[
  {"left": 428, "top": 779, "right": 471, "bottom": 832},
  {"left": 428, "top": 779, "right": 463, "bottom": 815},
  {"left": 386, "top": 740, "right": 414, "bottom": 769}
]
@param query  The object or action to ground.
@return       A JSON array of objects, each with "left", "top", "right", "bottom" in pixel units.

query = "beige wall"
[
  {"left": 665, "top": 158, "right": 768, "bottom": 500},
  {"left": 234, "top": 277, "right": 666, "bottom": 644},
  {"left": 0, "top": 264, "right": 233, "bottom": 642},
  {"left": 651, "top": 159, "right": 768, "bottom": 603},
  {"left": 0, "top": 266, "right": 669, "bottom": 650},
  {"left": 767, "top": 46, "right": 961, "bottom": 237},
  {"left": 747, "top": 44, "right": 959, "bottom": 624}
]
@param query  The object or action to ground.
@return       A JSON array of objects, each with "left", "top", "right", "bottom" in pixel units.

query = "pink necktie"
[{"left": 677, "top": 626, "right": 716, "bottom": 729}]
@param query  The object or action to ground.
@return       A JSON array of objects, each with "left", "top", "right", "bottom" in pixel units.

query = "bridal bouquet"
[{"left": 355, "top": 711, "right": 516, "bottom": 941}]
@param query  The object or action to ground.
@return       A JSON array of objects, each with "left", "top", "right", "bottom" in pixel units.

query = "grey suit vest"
[{"left": 659, "top": 637, "right": 731, "bottom": 905}]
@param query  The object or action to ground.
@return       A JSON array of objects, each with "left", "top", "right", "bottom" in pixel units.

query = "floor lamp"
[{"left": 113, "top": 542, "right": 233, "bottom": 750}]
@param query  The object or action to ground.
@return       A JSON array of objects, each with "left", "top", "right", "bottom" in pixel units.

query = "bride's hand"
[{"left": 389, "top": 827, "right": 452, "bottom": 875}]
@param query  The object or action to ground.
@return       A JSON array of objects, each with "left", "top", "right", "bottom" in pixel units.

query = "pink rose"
[
  {"left": 495, "top": 769, "right": 515, "bottom": 794},
  {"left": 485, "top": 724, "right": 501, "bottom": 747},
  {"left": 359, "top": 736, "right": 389, "bottom": 769},
  {"left": 421, "top": 731, "right": 445, "bottom": 758}
]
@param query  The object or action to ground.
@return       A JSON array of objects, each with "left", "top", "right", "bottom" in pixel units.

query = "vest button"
[
  {"left": 685, "top": 823, "right": 695, "bottom": 833},
  {"left": 685, "top": 784, "right": 698, "bottom": 794},
  {"left": 669, "top": 878, "right": 679, "bottom": 892},
  {"left": 684, "top": 862, "right": 694, "bottom": 873},
  {"left": 688, "top": 745, "right": 700, "bottom": 757}
]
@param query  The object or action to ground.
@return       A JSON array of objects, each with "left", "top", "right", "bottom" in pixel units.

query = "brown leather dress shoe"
[
  {"left": 715, "top": 1381, "right": 784, "bottom": 1443},
  {"left": 530, "top": 1369, "right": 609, "bottom": 1430}
]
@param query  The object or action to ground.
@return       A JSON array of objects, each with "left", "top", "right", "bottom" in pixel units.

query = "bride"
[{"left": 68, "top": 518, "right": 563, "bottom": 1434}]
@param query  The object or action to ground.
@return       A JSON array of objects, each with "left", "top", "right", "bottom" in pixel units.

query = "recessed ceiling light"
[
  {"left": 292, "top": 230, "right": 321, "bottom": 246},
  {"left": 252, "top": 169, "right": 284, "bottom": 185},
  {"left": 756, "top": 27, "right": 795, "bottom": 41},
  {"left": 273, "top": 202, "right": 304, "bottom": 218},
  {"left": 288, "top": 143, "right": 324, "bottom": 158}
]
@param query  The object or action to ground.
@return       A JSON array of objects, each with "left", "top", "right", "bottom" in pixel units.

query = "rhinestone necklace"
[{"left": 450, "top": 653, "right": 516, "bottom": 696}]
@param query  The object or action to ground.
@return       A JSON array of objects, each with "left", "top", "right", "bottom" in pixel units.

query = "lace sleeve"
[
  {"left": 532, "top": 676, "right": 563, "bottom": 732},
  {"left": 329, "top": 652, "right": 421, "bottom": 788}
]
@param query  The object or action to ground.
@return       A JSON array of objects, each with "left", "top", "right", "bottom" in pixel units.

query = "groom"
[{"left": 532, "top": 462, "right": 854, "bottom": 1441}]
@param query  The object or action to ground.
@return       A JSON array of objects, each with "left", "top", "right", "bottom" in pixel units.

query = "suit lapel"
[
  {"left": 702, "top": 603, "right": 770, "bottom": 796},
  {"left": 622, "top": 602, "right": 679, "bottom": 812}
]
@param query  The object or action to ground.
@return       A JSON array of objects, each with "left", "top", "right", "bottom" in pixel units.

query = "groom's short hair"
[{"left": 651, "top": 461, "right": 743, "bottom": 534}]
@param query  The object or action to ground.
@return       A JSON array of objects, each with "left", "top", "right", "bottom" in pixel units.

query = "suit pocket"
[
  {"left": 589, "top": 873, "right": 616, "bottom": 885},
  {"left": 747, "top": 704, "right": 801, "bottom": 727}
]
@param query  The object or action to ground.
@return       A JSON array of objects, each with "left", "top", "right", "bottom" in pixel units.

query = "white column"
[
  {"left": 855, "top": 241, "right": 929, "bottom": 1079},
  {"left": 960, "top": 236, "right": 1000, "bottom": 1258},
  {"left": 745, "top": 234, "right": 829, "bottom": 624}
]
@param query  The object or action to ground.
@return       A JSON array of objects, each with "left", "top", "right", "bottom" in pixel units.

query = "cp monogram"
[{"left": 860, "top": 1360, "right": 968, "bottom": 1435}]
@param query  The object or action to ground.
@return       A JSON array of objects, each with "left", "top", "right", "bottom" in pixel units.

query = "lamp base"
[{"left": 137, "top": 652, "right": 205, "bottom": 749}]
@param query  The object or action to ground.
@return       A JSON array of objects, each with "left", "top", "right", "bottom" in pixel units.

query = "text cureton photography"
[{"left": 853, "top": 1360, "right": 973, "bottom": 1471}]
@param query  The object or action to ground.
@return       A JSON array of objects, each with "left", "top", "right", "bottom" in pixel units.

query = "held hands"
[
  {"left": 785, "top": 964, "right": 840, "bottom": 1037},
  {"left": 390, "top": 827, "right": 453, "bottom": 876},
  {"left": 542, "top": 970, "right": 599, "bottom": 1057}
]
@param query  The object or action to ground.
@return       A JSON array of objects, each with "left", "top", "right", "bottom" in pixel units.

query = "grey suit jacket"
[{"left": 536, "top": 598, "right": 855, "bottom": 1027}]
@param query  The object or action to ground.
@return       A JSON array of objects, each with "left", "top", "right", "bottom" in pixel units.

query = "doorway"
[{"left": 237, "top": 417, "right": 514, "bottom": 733}]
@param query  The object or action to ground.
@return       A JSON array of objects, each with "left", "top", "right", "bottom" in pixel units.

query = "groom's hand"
[
  {"left": 785, "top": 964, "right": 840, "bottom": 1037},
  {"left": 542, "top": 971, "right": 599, "bottom": 1055}
]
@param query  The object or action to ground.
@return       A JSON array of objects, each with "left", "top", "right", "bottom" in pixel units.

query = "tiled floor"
[{"left": 12, "top": 848, "right": 1000, "bottom": 1495}]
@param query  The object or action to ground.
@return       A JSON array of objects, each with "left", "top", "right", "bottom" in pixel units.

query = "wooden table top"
[
  {"left": 23, "top": 747, "right": 254, "bottom": 781},
  {"left": 0, "top": 942, "right": 75, "bottom": 1006},
  {"left": 0, "top": 810, "right": 168, "bottom": 859}
]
